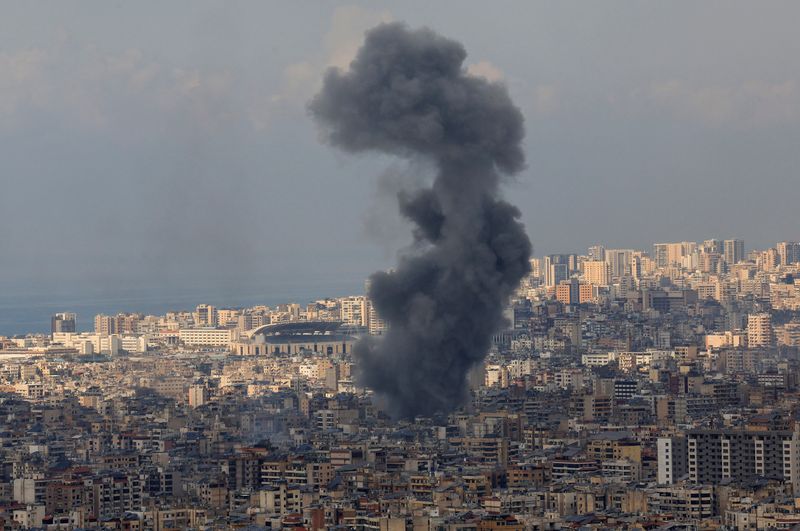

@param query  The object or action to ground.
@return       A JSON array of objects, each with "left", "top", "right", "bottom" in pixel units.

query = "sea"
[{"left": 0, "top": 281, "right": 363, "bottom": 337}]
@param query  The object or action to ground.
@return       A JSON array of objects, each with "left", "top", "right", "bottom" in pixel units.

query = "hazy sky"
[{"left": 3, "top": 1, "right": 800, "bottom": 300}]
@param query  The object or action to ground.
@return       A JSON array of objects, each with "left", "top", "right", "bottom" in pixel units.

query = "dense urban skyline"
[
  {"left": 4, "top": 235, "right": 799, "bottom": 337},
  {"left": 4, "top": 3, "right": 800, "bottom": 528},
  {"left": 4, "top": 222, "right": 800, "bottom": 527}
]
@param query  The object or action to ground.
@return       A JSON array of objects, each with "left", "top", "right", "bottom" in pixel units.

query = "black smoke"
[{"left": 310, "top": 23, "right": 531, "bottom": 419}]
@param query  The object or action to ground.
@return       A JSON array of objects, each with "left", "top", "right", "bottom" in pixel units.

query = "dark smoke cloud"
[{"left": 310, "top": 22, "right": 531, "bottom": 419}]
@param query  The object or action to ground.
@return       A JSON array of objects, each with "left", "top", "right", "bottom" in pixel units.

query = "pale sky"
[{"left": 3, "top": 1, "right": 800, "bottom": 300}]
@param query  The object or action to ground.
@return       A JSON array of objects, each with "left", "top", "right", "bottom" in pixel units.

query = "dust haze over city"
[{"left": 3, "top": 2, "right": 800, "bottom": 529}]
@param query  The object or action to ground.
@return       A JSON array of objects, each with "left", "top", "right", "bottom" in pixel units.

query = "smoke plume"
[{"left": 310, "top": 23, "right": 531, "bottom": 419}]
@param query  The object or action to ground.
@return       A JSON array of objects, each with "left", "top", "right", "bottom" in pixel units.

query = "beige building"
[
  {"left": 339, "top": 296, "right": 368, "bottom": 327},
  {"left": 654, "top": 242, "right": 696, "bottom": 268},
  {"left": 366, "top": 299, "right": 387, "bottom": 335},
  {"left": 778, "top": 322, "right": 800, "bottom": 346},
  {"left": 194, "top": 304, "right": 218, "bottom": 327},
  {"left": 179, "top": 327, "right": 237, "bottom": 347},
  {"left": 188, "top": 384, "right": 209, "bottom": 407},
  {"left": 705, "top": 331, "right": 746, "bottom": 349},
  {"left": 747, "top": 313, "right": 773, "bottom": 348},
  {"left": 583, "top": 260, "right": 611, "bottom": 286},
  {"left": 777, "top": 241, "right": 800, "bottom": 265},
  {"left": 94, "top": 314, "right": 116, "bottom": 335}
]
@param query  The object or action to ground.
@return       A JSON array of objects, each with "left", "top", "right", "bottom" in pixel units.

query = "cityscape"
[
  {"left": 3, "top": 238, "right": 800, "bottom": 529},
  {"left": 5, "top": 2, "right": 800, "bottom": 531}
]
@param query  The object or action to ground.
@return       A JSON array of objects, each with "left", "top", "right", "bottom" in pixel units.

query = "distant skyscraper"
[
  {"left": 702, "top": 239, "right": 723, "bottom": 254},
  {"left": 555, "top": 278, "right": 581, "bottom": 305},
  {"left": 94, "top": 314, "right": 117, "bottom": 335},
  {"left": 747, "top": 313, "right": 773, "bottom": 347},
  {"left": 339, "top": 296, "right": 368, "bottom": 327},
  {"left": 544, "top": 255, "right": 571, "bottom": 287},
  {"left": 528, "top": 258, "right": 542, "bottom": 279},
  {"left": 367, "top": 300, "right": 387, "bottom": 335},
  {"left": 194, "top": 304, "right": 218, "bottom": 327},
  {"left": 583, "top": 260, "right": 611, "bottom": 286},
  {"left": 363, "top": 278, "right": 387, "bottom": 335},
  {"left": 588, "top": 245, "right": 605, "bottom": 261},
  {"left": 630, "top": 253, "right": 644, "bottom": 280},
  {"left": 777, "top": 241, "right": 800, "bottom": 266},
  {"left": 653, "top": 243, "right": 670, "bottom": 268},
  {"left": 545, "top": 263, "right": 568, "bottom": 288},
  {"left": 605, "top": 249, "right": 633, "bottom": 278},
  {"left": 188, "top": 384, "right": 209, "bottom": 408},
  {"left": 657, "top": 436, "right": 687, "bottom": 485},
  {"left": 686, "top": 429, "right": 799, "bottom": 485},
  {"left": 699, "top": 252, "right": 723, "bottom": 274},
  {"left": 758, "top": 248, "right": 780, "bottom": 272},
  {"left": 51, "top": 312, "right": 76, "bottom": 335},
  {"left": 723, "top": 239, "right": 744, "bottom": 265},
  {"left": 654, "top": 242, "right": 696, "bottom": 268}
]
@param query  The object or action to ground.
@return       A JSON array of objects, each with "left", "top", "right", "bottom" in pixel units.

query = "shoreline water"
[{"left": 0, "top": 282, "right": 364, "bottom": 336}]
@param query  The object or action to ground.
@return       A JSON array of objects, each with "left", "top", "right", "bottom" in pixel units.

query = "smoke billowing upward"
[{"left": 310, "top": 23, "right": 531, "bottom": 419}]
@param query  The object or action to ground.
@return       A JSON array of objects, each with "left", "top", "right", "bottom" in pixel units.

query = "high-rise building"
[
  {"left": 686, "top": 429, "right": 799, "bottom": 487},
  {"left": 605, "top": 249, "right": 633, "bottom": 278},
  {"left": 51, "top": 312, "right": 76, "bottom": 335},
  {"left": 757, "top": 248, "right": 780, "bottom": 272},
  {"left": 366, "top": 299, "right": 386, "bottom": 335},
  {"left": 633, "top": 252, "right": 656, "bottom": 278},
  {"left": 699, "top": 252, "right": 723, "bottom": 274},
  {"left": 657, "top": 436, "right": 688, "bottom": 485},
  {"left": 588, "top": 245, "right": 605, "bottom": 261},
  {"left": 194, "top": 304, "right": 218, "bottom": 327},
  {"left": 654, "top": 242, "right": 696, "bottom": 268},
  {"left": 723, "top": 239, "right": 745, "bottom": 265},
  {"left": 747, "top": 313, "right": 773, "bottom": 347},
  {"left": 528, "top": 258, "right": 542, "bottom": 279},
  {"left": 653, "top": 243, "right": 669, "bottom": 268},
  {"left": 545, "top": 263, "right": 568, "bottom": 288},
  {"left": 777, "top": 241, "right": 800, "bottom": 266},
  {"left": 94, "top": 314, "right": 117, "bottom": 335},
  {"left": 188, "top": 384, "right": 209, "bottom": 408},
  {"left": 362, "top": 279, "right": 387, "bottom": 335},
  {"left": 583, "top": 260, "right": 611, "bottom": 286},
  {"left": 116, "top": 313, "right": 140, "bottom": 334},
  {"left": 339, "top": 296, "right": 368, "bottom": 327},
  {"left": 217, "top": 308, "right": 241, "bottom": 327},
  {"left": 579, "top": 283, "right": 596, "bottom": 303},
  {"left": 555, "top": 278, "right": 581, "bottom": 305},
  {"left": 702, "top": 239, "right": 723, "bottom": 254},
  {"left": 544, "top": 255, "right": 571, "bottom": 287}
]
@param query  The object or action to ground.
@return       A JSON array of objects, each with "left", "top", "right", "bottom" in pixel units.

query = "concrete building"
[
  {"left": 724, "top": 239, "right": 745, "bottom": 265},
  {"left": 654, "top": 242, "right": 696, "bottom": 268},
  {"left": 339, "top": 296, "right": 368, "bottom": 327},
  {"left": 588, "top": 245, "right": 605, "bottom": 261},
  {"left": 544, "top": 255, "right": 571, "bottom": 287},
  {"left": 366, "top": 299, "right": 387, "bottom": 335},
  {"left": 555, "top": 278, "right": 581, "bottom": 305},
  {"left": 194, "top": 304, "right": 218, "bottom": 327},
  {"left": 188, "top": 385, "right": 209, "bottom": 408},
  {"left": 179, "top": 328, "right": 236, "bottom": 347},
  {"left": 777, "top": 241, "right": 800, "bottom": 266},
  {"left": 747, "top": 313, "right": 773, "bottom": 347},
  {"left": 647, "top": 485, "right": 714, "bottom": 519},
  {"left": 687, "top": 429, "right": 800, "bottom": 487},
  {"left": 657, "top": 436, "right": 688, "bottom": 484},
  {"left": 51, "top": 313, "right": 76, "bottom": 335},
  {"left": 605, "top": 249, "right": 633, "bottom": 278},
  {"left": 94, "top": 314, "right": 117, "bottom": 335},
  {"left": 583, "top": 260, "right": 611, "bottom": 286}
]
